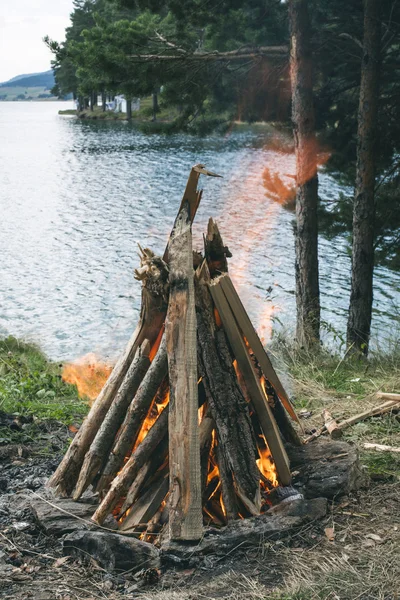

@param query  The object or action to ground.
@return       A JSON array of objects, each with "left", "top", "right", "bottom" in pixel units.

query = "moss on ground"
[{"left": 0, "top": 337, "right": 88, "bottom": 441}]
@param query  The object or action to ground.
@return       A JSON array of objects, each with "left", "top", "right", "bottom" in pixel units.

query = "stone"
[
  {"left": 162, "top": 497, "right": 327, "bottom": 563},
  {"left": 63, "top": 530, "right": 160, "bottom": 573},
  {"left": 287, "top": 439, "right": 365, "bottom": 499},
  {"left": 30, "top": 495, "right": 98, "bottom": 537}
]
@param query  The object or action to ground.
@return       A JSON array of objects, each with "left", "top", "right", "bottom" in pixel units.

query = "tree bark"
[
  {"left": 347, "top": 0, "right": 380, "bottom": 355},
  {"left": 152, "top": 91, "right": 158, "bottom": 121},
  {"left": 126, "top": 97, "right": 132, "bottom": 120},
  {"left": 166, "top": 202, "right": 202, "bottom": 541},
  {"left": 289, "top": 0, "right": 320, "bottom": 347},
  {"left": 102, "top": 91, "right": 107, "bottom": 112}
]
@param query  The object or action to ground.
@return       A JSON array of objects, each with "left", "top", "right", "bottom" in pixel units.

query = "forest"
[{"left": 47, "top": 0, "right": 400, "bottom": 355}]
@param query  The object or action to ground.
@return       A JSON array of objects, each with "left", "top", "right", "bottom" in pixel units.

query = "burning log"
[
  {"left": 73, "top": 340, "right": 152, "bottom": 499},
  {"left": 92, "top": 406, "right": 168, "bottom": 525},
  {"left": 166, "top": 202, "right": 202, "bottom": 541},
  {"left": 195, "top": 264, "right": 261, "bottom": 514},
  {"left": 48, "top": 248, "right": 168, "bottom": 497},
  {"left": 209, "top": 279, "right": 291, "bottom": 486},
  {"left": 96, "top": 335, "right": 168, "bottom": 493}
]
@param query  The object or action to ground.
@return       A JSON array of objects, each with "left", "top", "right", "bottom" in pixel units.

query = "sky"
[{"left": 0, "top": 0, "right": 74, "bottom": 82}]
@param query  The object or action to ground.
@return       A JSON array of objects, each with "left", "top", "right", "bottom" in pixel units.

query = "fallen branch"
[{"left": 362, "top": 443, "right": 400, "bottom": 453}]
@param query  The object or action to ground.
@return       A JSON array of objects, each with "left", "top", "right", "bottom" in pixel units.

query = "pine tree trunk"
[
  {"left": 126, "top": 97, "right": 132, "bottom": 120},
  {"left": 289, "top": 0, "right": 320, "bottom": 347},
  {"left": 152, "top": 91, "right": 158, "bottom": 121},
  {"left": 102, "top": 91, "right": 107, "bottom": 112},
  {"left": 347, "top": 0, "right": 380, "bottom": 355}
]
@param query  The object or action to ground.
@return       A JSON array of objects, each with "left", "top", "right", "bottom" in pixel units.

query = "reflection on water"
[{"left": 0, "top": 102, "right": 399, "bottom": 360}]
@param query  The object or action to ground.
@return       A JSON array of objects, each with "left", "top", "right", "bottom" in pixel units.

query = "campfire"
[{"left": 48, "top": 165, "right": 302, "bottom": 544}]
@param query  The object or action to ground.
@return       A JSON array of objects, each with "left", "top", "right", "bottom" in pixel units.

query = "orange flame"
[{"left": 62, "top": 353, "right": 113, "bottom": 403}]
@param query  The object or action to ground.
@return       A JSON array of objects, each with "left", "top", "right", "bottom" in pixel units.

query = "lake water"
[{"left": 0, "top": 101, "right": 399, "bottom": 361}]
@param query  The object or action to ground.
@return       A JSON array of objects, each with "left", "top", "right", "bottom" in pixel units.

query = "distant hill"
[{"left": 0, "top": 70, "right": 55, "bottom": 89}]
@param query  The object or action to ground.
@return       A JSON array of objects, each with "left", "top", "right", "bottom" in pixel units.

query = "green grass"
[
  {"left": 271, "top": 337, "right": 400, "bottom": 479},
  {"left": 0, "top": 336, "right": 88, "bottom": 426}
]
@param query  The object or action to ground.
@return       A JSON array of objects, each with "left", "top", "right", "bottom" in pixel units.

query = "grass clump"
[{"left": 0, "top": 336, "right": 88, "bottom": 426}]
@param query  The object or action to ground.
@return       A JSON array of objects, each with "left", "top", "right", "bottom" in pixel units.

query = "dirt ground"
[{"left": 0, "top": 434, "right": 399, "bottom": 600}]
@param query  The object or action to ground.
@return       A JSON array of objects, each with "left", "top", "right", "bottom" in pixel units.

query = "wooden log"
[
  {"left": 215, "top": 440, "right": 238, "bottom": 520},
  {"left": 376, "top": 392, "right": 400, "bottom": 402},
  {"left": 166, "top": 201, "right": 202, "bottom": 541},
  {"left": 119, "top": 475, "right": 169, "bottom": 533},
  {"left": 195, "top": 269, "right": 261, "bottom": 512},
  {"left": 209, "top": 279, "right": 291, "bottom": 486},
  {"left": 218, "top": 274, "right": 300, "bottom": 425},
  {"left": 92, "top": 406, "right": 168, "bottom": 525},
  {"left": 96, "top": 334, "right": 168, "bottom": 493},
  {"left": 363, "top": 443, "right": 400, "bottom": 453},
  {"left": 73, "top": 340, "right": 152, "bottom": 499},
  {"left": 48, "top": 254, "right": 168, "bottom": 497},
  {"left": 322, "top": 409, "right": 342, "bottom": 439}
]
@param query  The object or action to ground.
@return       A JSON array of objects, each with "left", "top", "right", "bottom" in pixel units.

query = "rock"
[
  {"left": 63, "top": 530, "right": 160, "bottom": 573},
  {"left": 287, "top": 439, "right": 365, "bottom": 499},
  {"left": 162, "top": 497, "right": 327, "bottom": 562},
  {"left": 30, "top": 493, "right": 98, "bottom": 537}
]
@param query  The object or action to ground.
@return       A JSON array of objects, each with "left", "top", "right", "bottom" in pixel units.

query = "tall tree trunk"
[
  {"left": 152, "top": 91, "right": 158, "bottom": 121},
  {"left": 102, "top": 91, "right": 107, "bottom": 112},
  {"left": 126, "top": 97, "right": 132, "bottom": 120},
  {"left": 347, "top": 0, "right": 380, "bottom": 355},
  {"left": 289, "top": 0, "right": 320, "bottom": 347}
]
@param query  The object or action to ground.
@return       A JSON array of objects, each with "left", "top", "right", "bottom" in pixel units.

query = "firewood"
[
  {"left": 363, "top": 443, "right": 400, "bottom": 453},
  {"left": 322, "top": 409, "right": 342, "bottom": 439},
  {"left": 204, "top": 218, "right": 232, "bottom": 277},
  {"left": 209, "top": 279, "right": 291, "bottom": 486},
  {"left": 215, "top": 440, "right": 238, "bottom": 520},
  {"left": 304, "top": 399, "right": 400, "bottom": 443},
  {"left": 163, "top": 165, "right": 221, "bottom": 262},
  {"left": 263, "top": 380, "right": 303, "bottom": 446},
  {"left": 218, "top": 274, "right": 300, "bottom": 425},
  {"left": 119, "top": 475, "right": 169, "bottom": 533},
  {"left": 92, "top": 406, "right": 168, "bottom": 525},
  {"left": 72, "top": 340, "right": 152, "bottom": 499},
  {"left": 119, "top": 436, "right": 169, "bottom": 516},
  {"left": 166, "top": 201, "right": 202, "bottom": 541},
  {"left": 336, "top": 400, "right": 400, "bottom": 430},
  {"left": 48, "top": 254, "right": 168, "bottom": 498},
  {"left": 376, "top": 392, "right": 400, "bottom": 402},
  {"left": 195, "top": 267, "right": 261, "bottom": 513},
  {"left": 96, "top": 334, "right": 168, "bottom": 493}
]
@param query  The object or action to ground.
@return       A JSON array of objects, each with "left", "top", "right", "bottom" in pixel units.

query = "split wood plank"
[
  {"left": 218, "top": 274, "right": 299, "bottom": 424},
  {"left": 209, "top": 279, "right": 291, "bottom": 486},
  {"left": 119, "top": 475, "right": 169, "bottom": 533},
  {"left": 376, "top": 392, "right": 400, "bottom": 402},
  {"left": 165, "top": 201, "right": 202, "bottom": 541}
]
